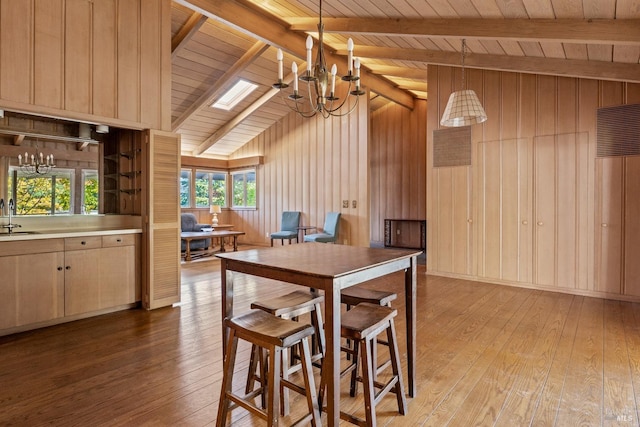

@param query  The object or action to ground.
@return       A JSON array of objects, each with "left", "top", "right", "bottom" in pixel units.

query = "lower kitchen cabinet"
[
  {"left": 0, "top": 233, "right": 139, "bottom": 334},
  {"left": 0, "top": 244, "right": 65, "bottom": 329}
]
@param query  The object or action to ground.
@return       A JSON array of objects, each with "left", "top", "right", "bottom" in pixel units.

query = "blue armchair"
[
  {"left": 304, "top": 212, "right": 341, "bottom": 243},
  {"left": 270, "top": 211, "right": 301, "bottom": 246},
  {"left": 181, "top": 213, "right": 211, "bottom": 252}
]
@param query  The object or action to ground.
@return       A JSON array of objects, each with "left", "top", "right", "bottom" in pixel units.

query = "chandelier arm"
[{"left": 279, "top": 91, "right": 317, "bottom": 118}]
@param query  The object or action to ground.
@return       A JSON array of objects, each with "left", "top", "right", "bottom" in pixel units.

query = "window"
[
  {"left": 82, "top": 170, "right": 99, "bottom": 214},
  {"left": 211, "top": 79, "right": 258, "bottom": 111},
  {"left": 195, "top": 170, "right": 227, "bottom": 208},
  {"left": 8, "top": 168, "right": 74, "bottom": 215},
  {"left": 231, "top": 169, "right": 256, "bottom": 208},
  {"left": 180, "top": 169, "right": 191, "bottom": 208}
]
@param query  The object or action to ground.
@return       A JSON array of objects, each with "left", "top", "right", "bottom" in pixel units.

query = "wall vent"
[
  {"left": 433, "top": 126, "right": 471, "bottom": 167},
  {"left": 597, "top": 103, "right": 640, "bottom": 157}
]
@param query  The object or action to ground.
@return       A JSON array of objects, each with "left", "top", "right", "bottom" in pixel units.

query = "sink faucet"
[{"left": 2, "top": 198, "right": 21, "bottom": 234}]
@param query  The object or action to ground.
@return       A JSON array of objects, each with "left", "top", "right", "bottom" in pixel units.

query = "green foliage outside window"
[
  {"left": 8, "top": 171, "right": 72, "bottom": 215},
  {"left": 83, "top": 173, "right": 99, "bottom": 213},
  {"left": 180, "top": 169, "right": 191, "bottom": 208}
]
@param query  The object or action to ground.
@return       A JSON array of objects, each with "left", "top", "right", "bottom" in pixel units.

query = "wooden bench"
[{"left": 181, "top": 230, "right": 245, "bottom": 261}]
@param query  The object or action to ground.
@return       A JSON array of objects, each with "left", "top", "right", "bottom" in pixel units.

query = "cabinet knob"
[
  {"left": 537, "top": 221, "right": 544, "bottom": 226},
  {"left": 522, "top": 220, "right": 528, "bottom": 225},
  {"left": 467, "top": 219, "right": 473, "bottom": 223},
  {"left": 57, "top": 267, "right": 63, "bottom": 271},
  {"left": 602, "top": 223, "right": 608, "bottom": 228},
  {"left": 81, "top": 241, "right": 86, "bottom": 245},
  {"left": 116, "top": 239, "right": 122, "bottom": 243},
  {"left": 65, "top": 266, "right": 71, "bottom": 270}
]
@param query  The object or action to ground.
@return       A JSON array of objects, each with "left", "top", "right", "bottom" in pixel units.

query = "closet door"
[
  {"left": 534, "top": 136, "right": 557, "bottom": 287},
  {"left": 477, "top": 138, "right": 531, "bottom": 283},
  {"left": 624, "top": 156, "right": 640, "bottom": 296},
  {"left": 594, "top": 157, "right": 623, "bottom": 294}
]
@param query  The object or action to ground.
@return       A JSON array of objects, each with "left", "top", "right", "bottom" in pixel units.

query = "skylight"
[{"left": 211, "top": 79, "right": 258, "bottom": 111}]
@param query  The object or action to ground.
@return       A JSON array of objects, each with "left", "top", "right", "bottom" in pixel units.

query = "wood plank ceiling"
[{"left": 171, "top": 0, "right": 640, "bottom": 159}]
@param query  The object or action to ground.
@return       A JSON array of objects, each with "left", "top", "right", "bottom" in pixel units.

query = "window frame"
[{"left": 230, "top": 168, "right": 257, "bottom": 210}]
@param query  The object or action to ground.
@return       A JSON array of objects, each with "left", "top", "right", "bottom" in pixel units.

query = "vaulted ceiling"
[{"left": 170, "top": 0, "right": 640, "bottom": 159}]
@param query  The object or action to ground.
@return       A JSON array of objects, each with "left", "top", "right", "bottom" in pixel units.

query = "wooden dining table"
[{"left": 216, "top": 243, "right": 421, "bottom": 426}]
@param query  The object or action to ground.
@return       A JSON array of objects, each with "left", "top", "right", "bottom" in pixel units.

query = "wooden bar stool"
[
  {"left": 319, "top": 302, "right": 407, "bottom": 426},
  {"left": 341, "top": 286, "right": 397, "bottom": 380},
  {"left": 246, "top": 290, "right": 325, "bottom": 414},
  {"left": 216, "top": 310, "right": 321, "bottom": 427}
]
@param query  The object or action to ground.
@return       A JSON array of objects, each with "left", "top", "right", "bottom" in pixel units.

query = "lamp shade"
[
  {"left": 440, "top": 89, "right": 487, "bottom": 127},
  {"left": 210, "top": 205, "right": 222, "bottom": 214}
]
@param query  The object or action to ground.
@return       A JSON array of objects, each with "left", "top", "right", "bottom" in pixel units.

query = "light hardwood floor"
[{"left": 1, "top": 248, "right": 639, "bottom": 426}]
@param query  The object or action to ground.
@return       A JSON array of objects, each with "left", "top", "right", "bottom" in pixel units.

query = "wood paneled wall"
[
  {"left": 369, "top": 100, "right": 427, "bottom": 246},
  {"left": 229, "top": 97, "right": 369, "bottom": 247},
  {"left": 0, "top": 0, "right": 171, "bottom": 131},
  {"left": 427, "top": 64, "right": 640, "bottom": 301}
]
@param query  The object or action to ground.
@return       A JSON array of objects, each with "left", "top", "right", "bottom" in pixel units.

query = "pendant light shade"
[
  {"left": 440, "top": 39, "right": 487, "bottom": 127},
  {"left": 440, "top": 89, "right": 487, "bottom": 127}
]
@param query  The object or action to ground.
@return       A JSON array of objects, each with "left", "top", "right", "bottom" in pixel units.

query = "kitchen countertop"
[{"left": 0, "top": 228, "right": 143, "bottom": 242}]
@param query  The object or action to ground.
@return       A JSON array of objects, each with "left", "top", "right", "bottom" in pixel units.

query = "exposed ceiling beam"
[
  {"left": 174, "top": 0, "right": 414, "bottom": 110},
  {"left": 171, "top": 12, "right": 208, "bottom": 60},
  {"left": 345, "top": 45, "right": 640, "bottom": 84},
  {"left": 365, "top": 65, "right": 427, "bottom": 80},
  {"left": 193, "top": 72, "right": 295, "bottom": 155},
  {"left": 288, "top": 18, "right": 640, "bottom": 45},
  {"left": 13, "top": 134, "right": 25, "bottom": 146},
  {"left": 172, "top": 40, "right": 270, "bottom": 131}
]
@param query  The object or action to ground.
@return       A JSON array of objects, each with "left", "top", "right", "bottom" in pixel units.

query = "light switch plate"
[
  {"left": 352, "top": 200, "right": 357, "bottom": 208},
  {"left": 343, "top": 200, "right": 349, "bottom": 208}
]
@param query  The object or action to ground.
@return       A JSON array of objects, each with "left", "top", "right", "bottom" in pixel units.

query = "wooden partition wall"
[
  {"left": 0, "top": 0, "right": 171, "bottom": 131},
  {"left": 229, "top": 98, "right": 370, "bottom": 247},
  {"left": 370, "top": 100, "right": 427, "bottom": 246},
  {"left": 427, "top": 65, "right": 640, "bottom": 302}
]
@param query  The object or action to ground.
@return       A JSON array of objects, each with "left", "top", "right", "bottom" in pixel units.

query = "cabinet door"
[
  {"left": 64, "top": 249, "right": 101, "bottom": 316},
  {"left": 99, "top": 245, "right": 136, "bottom": 308},
  {"left": 0, "top": 252, "right": 65, "bottom": 328}
]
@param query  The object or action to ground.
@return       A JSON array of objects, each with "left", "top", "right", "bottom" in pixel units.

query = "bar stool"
[
  {"left": 245, "top": 290, "right": 325, "bottom": 414},
  {"left": 319, "top": 302, "right": 407, "bottom": 426},
  {"left": 341, "top": 286, "right": 397, "bottom": 382},
  {"left": 216, "top": 309, "right": 321, "bottom": 427}
]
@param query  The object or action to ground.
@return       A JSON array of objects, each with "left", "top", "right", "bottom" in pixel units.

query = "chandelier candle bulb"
[
  {"left": 292, "top": 61, "right": 298, "bottom": 92},
  {"left": 306, "top": 36, "right": 313, "bottom": 72},
  {"left": 331, "top": 64, "right": 337, "bottom": 94},
  {"left": 347, "top": 38, "right": 354, "bottom": 74},
  {"left": 18, "top": 154, "right": 22, "bottom": 165},
  {"left": 277, "top": 48, "right": 283, "bottom": 81}
]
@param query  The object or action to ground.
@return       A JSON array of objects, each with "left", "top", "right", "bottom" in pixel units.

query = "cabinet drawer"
[
  {"left": 102, "top": 234, "right": 135, "bottom": 248},
  {"left": 65, "top": 237, "right": 102, "bottom": 251}
]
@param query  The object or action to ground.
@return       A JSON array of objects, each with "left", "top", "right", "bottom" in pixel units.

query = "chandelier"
[
  {"left": 17, "top": 142, "right": 56, "bottom": 175},
  {"left": 440, "top": 39, "right": 487, "bottom": 127},
  {"left": 273, "top": 0, "right": 364, "bottom": 118}
]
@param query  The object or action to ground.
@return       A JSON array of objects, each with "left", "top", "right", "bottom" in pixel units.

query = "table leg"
[
  {"left": 184, "top": 239, "right": 192, "bottom": 261},
  {"left": 324, "top": 281, "right": 340, "bottom": 425},
  {"left": 221, "top": 260, "right": 234, "bottom": 355},
  {"left": 405, "top": 256, "right": 417, "bottom": 397}
]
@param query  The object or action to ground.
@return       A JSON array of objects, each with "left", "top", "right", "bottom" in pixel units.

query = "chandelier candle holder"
[
  {"left": 273, "top": 0, "right": 364, "bottom": 118},
  {"left": 17, "top": 145, "right": 56, "bottom": 175}
]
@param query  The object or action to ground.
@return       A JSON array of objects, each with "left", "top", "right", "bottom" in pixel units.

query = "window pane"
[
  {"left": 180, "top": 169, "right": 191, "bottom": 208},
  {"left": 211, "top": 172, "right": 226, "bottom": 207},
  {"left": 194, "top": 171, "right": 210, "bottom": 208},
  {"left": 83, "top": 170, "right": 99, "bottom": 214},
  {"left": 231, "top": 169, "right": 256, "bottom": 208}
]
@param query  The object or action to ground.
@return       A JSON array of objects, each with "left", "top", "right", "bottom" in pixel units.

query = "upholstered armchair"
[
  {"left": 270, "top": 211, "right": 301, "bottom": 246},
  {"left": 181, "top": 213, "right": 211, "bottom": 252},
  {"left": 304, "top": 212, "right": 341, "bottom": 243}
]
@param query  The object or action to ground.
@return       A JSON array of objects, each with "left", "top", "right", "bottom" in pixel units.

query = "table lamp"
[{"left": 210, "top": 205, "right": 221, "bottom": 226}]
